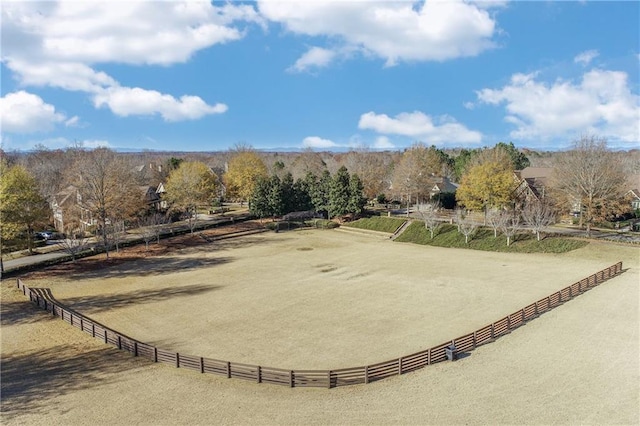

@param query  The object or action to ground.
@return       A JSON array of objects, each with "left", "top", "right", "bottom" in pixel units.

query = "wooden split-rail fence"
[{"left": 17, "top": 261, "right": 623, "bottom": 389}]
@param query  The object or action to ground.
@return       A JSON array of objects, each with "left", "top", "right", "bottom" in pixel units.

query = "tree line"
[{"left": 0, "top": 135, "right": 635, "bottom": 268}]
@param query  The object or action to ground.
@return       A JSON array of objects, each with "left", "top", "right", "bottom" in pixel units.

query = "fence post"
[
  {"left": 427, "top": 348, "right": 431, "bottom": 365},
  {"left": 398, "top": 357, "right": 403, "bottom": 375},
  {"left": 92, "top": 323, "right": 95, "bottom": 337},
  {"left": 117, "top": 335, "right": 122, "bottom": 350},
  {"left": 200, "top": 357, "right": 204, "bottom": 374},
  {"left": 521, "top": 309, "right": 525, "bottom": 323},
  {"left": 257, "top": 366, "right": 261, "bottom": 383},
  {"left": 176, "top": 353, "right": 180, "bottom": 368},
  {"left": 289, "top": 370, "right": 294, "bottom": 388},
  {"left": 473, "top": 331, "right": 477, "bottom": 348},
  {"left": 226, "top": 362, "right": 231, "bottom": 378},
  {"left": 490, "top": 324, "right": 495, "bottom": 339},
  {"left": 104, "top": 329, "right": 108, "bottom": 344},
  {"left": 134, "top": 342, "right": 138, "bottom": 357},
  {"left": 364, "top": 366, "right": 369, "bottom": 384},
  {"left": 80, "top": 317, "right": 83, "bottom": 331},
  {"left": 154, "top": 347, "right": 158, "bottom": 362}
]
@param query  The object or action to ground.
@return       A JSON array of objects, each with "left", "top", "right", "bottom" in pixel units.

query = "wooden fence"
[{"left": 17, "top": 261, "right": 623, "bottom": 389}]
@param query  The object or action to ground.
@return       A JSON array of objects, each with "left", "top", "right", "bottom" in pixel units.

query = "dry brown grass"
[{"left": 2, "top": 229, "right": 638, "bottom": 425}]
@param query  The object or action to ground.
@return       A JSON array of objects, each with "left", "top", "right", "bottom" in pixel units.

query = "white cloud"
[
  {"left": 259, "top": 0, "right": 500, "bottom": 68},
  {"left": 1, "top": 1, "right": 253, "bottom": 123},
  {"left": 93, "top": 87, "right": 228, "bottom": 121},
  {"left": 574, "top": 50, "right": 599, "bottom": 66},
  {"left": 0, "top": 91, "right": 67, "bottom": 133},
  {"left": 2, "top": 1, "right": 262, "bottom": 66},
  {"left": 288, "top": 47, "right": 338, "bottom": 73},
  {"left": 81, "top": 139, "right": 111, "bottom": 149},
  {"left": 64, "top": 116, "right": 80, "bottom": 127},
  {"left": 476, "top": 69, "right": 640, "bottom": 143},
  {"left": 358, "top": 111, "right": 483, "bottom": 144},
  {"left": 373, "top": 136, "right": 395, "bottom": 149},
  {"left": 6, "top": 60, "right": 118, "bottom": 93},
  {"left": 302, "top": 136, "right": 338, "bottom": 149}
]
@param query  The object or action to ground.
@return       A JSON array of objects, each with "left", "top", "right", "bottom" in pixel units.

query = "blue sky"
[{"left": 1, "top": 1, "right": 638, "bottom": 153}]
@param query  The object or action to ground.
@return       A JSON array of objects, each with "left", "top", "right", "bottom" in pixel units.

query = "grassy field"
[{"left": 2, "top": 230, "right": 637, "bottom": 425}]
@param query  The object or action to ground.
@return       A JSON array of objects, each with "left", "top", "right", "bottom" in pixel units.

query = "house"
[
  {"left": 51, "top": 185, "right": 95, "bottom": 232},
  {"left": 429, "top": 176, "right": 458, "bottom": 199},
  {"left": 141, "top": 185, "right": 163, "bottom": 212},
  {"left": 155, "top": 182, "right": 168, "bottom": 210},
  {"left": 513, "top": 167, "right": 553, "bottom": 209},
  {"left": 626, "top": 189, "right": 640, "bottom": 211},
  {"left": 625, "top": 175, "right": 640, "bottom": 212},
  {"left": 52, "top": 183, "right": 168, "bottom": 232}
]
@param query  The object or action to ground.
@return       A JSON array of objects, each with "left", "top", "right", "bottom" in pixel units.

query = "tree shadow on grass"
[
  {"left": 63, "top": 256, "right": 234, "bottom": 280},
  {"left": 0, "top": 344, "right": 149, "bottom": 420},
  {"left": 0, "top": 298, "right": 58, "bottom": 327},
  {"left": 57, "top": 283, "right": 223, "bottom": 315},
  {"left": 202, "top": 233, "right": 288, "bottom": 251}
]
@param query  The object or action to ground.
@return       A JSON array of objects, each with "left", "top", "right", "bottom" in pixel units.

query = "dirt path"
[{"left": 2, "top": 231, "right": 638, "bottom": 425}]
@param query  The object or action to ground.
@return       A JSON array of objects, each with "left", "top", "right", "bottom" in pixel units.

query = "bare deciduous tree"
[
  {"left": 57, "top": 234, "right": 91, "bottom": 262},
  {"left": 56, "top": 203, "right": 90, "bottom": 262},
  {"left": 522, "top": 201, "right": 555, "bottom": 241},
  {"left": 486, "top": 208, "right": 502, "bottom": 238},
  {"left": 341, "top": 148, "right": 389, "bottom": 200},
  {"left": 137, "top": 217, "right": 158, "bottom": 251},
  {"left": 552, "top": 135, "right": 626, "bottom": 236},
  {"left": 72, "top": 148, "right": 144, "bottom": 258},
  {"left": 417, "top": 202, "right": 440, "bottom": 239},
  {"left": 105, "top": 220, "right": 126, "bottom": 253},
  {"left": 499, "top": 211, "right": 521, "bottom": 246},
  {"left": 457, "top": 212, "right": 478, "bottom": 244},
  {"left": 391, "top": 143, "right": 442, "bottom": 217}
]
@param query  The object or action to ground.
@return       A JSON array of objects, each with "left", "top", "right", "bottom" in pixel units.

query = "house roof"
[
  {"left": 626, "top": 189, "right": 640, "bottom": 200},
  {"left": 518, "top": 167, "right": 553, "bottom": 180},
  {"left": 431, "top": 178, "right": 458, "bottom": 193},
  {"left": 54, "top": 185, "right": 78, "bottom": 207},
  {"left": 626, "top": 175, "right": 640, "bottom": 191}
]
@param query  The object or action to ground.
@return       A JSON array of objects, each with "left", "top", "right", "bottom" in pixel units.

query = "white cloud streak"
[
  {"left": 476, "top": 69, "right": 640, "bottom": 144},
  {"left": 574, "top": 50, "right": 599, "bottom": 66},
  {"left": 302, "top": 136, "right": 338, "bottom": 149},
  {"left": 288, "top": 47, "right": 338, "bottom": 73},
  {"left": 358, "top": 111, "right": 483, "bottom": 144},
  {"left": 93, "top": 87, "right": 228, "bottom": 121}
]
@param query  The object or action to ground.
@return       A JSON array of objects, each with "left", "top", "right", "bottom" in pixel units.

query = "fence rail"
[{"left": 18, "top": 261, "right": 623, "bottom": 389}]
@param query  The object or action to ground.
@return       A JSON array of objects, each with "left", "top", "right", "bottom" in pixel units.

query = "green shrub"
[{"left": 306, "top": 219, "right": 339, "bottom": 229}]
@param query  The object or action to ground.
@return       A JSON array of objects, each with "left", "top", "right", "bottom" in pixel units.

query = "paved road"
[
  {"left": 1, "top": 212, "right": 252, "bottom": 276},
  {"left": 3, "top": 250, "right": 69, "bottom": 272}
]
